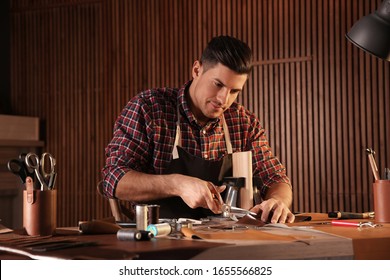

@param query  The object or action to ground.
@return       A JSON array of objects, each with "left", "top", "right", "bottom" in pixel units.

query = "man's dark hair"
[{"left": 200, "top": 35, "right": 253, "bottom": 74}]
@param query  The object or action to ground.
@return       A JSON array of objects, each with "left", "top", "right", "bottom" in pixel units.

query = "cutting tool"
[
  {"left": 7, "top": 158, "right": 34, "bottom": 184},
  {"left": 25, "top": 152, "right": 56, "bottom": 190},
  {"left": 208, "top": 181, "right": 256, "bottom": 219}
]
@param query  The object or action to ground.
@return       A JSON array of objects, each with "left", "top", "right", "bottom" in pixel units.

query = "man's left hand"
[{"left": 251, "top": 198, "right": 295, "bottom": 223}]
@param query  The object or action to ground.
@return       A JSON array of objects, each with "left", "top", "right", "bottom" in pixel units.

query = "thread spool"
[
  {"left": 136, "top": 204, "right": 148, "bottom": 230},
  {"left": 147, "top": 204, "right": 160, "bottom": 225},
  {"left": 146, "top": 223, "right": 172, "bottom": 237},
  {"left": 117, "top": 229, "right": 153, "bottom": 241}
]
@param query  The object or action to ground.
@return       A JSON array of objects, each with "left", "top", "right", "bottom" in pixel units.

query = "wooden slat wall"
[{"left": 9, "top": 0, "right": 390, "bottom": 226}]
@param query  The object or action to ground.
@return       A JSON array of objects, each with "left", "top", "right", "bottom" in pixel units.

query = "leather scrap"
[
  {"left": 181, "top": 227, "right": 297, "bottom": 241},
  {"left": 79, "top": 219, "right": 121, "bottom": 234}
]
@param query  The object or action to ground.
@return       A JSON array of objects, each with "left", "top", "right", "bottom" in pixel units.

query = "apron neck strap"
[
  {"left": 222, "top": 114, "right": 233, "bottom": 154},
  {"left": 172, "top": 105, "right": 181, "bottom": 159}
]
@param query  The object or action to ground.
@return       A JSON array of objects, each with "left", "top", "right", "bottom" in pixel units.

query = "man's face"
[{"left": 188, "top": 61, "right": 248, "bottom": 125}]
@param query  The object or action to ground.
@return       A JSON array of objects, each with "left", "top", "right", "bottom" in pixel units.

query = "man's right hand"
[
  {"left": 115, "top": 171, "right": 226, "bottom": 214},
  {"left": 174, "top": 175, "right": 226, "bottom": 214}
]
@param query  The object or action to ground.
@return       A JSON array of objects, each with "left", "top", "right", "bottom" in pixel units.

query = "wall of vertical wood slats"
[{"left": 9, "top": 0, "right": 390, "bottom": 226}]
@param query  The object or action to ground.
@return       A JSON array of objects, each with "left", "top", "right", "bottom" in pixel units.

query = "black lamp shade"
[{"left": 346, "top": 0, "right": 390, "bottom": 61}]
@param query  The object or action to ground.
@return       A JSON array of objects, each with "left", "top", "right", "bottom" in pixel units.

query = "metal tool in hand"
[
  {"left": 25, "top": 152, "right": 56, "bottom": 190},
  {"left": 7, "top": 154, "right": 35, "bottom": 184},
  {"left": 208, "top": 181, "right": 256, "bottom": 219},
  {"left": 221, "top": 204, "right": 257, "bottom": 219}
]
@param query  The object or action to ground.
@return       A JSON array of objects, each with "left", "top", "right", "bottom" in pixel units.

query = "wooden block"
[
  {"left": 0, "top": 115, "right": 39, "bottom": 141},
  {"left": 233, "top": 151, "right": 253, "bottom": 210}
]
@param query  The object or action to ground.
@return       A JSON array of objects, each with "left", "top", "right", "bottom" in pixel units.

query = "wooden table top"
[{"left": 1, "top": 213, "right": 389, "bottom": 260}]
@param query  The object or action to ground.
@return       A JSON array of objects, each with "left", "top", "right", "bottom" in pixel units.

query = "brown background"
[{"left": 4, "top": 0, "right": 390, "bottom": 226}]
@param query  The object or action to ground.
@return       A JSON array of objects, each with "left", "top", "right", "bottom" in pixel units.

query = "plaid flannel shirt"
[{"left": 102, "top": 81, "right": 291, "bottom": 198}]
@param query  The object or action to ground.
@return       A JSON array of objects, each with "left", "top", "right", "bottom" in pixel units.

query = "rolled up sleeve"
[{"left": 101, "top": 98, "right": 151, "bottom": 198}]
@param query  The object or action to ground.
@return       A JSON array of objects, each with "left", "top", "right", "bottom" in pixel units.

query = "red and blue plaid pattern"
[{"left": 102, "top": 81, "right": 290, "bottom": 198}]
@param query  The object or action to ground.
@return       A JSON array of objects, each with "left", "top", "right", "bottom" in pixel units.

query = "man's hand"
[
  {"left": 175, "top": 176, "right": 226, "bottom": 214},
  {"left": 116, "top": 171, "right": 225, "bottom": 214},
  {"left": 251, "top": 198, "right": 295, "bottom": 223},
  {"left": 250, "top": 182, "right": 294, "bottom": 223}
]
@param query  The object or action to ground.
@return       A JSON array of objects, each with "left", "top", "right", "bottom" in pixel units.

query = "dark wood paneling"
[
  {"left": 9, "top": 0, "right": 390, "bottom": 226},
  {"left": 0, "top": 0, "right": 11, "bottom": 114}
]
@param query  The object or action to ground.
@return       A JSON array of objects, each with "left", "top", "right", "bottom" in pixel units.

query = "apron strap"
[
  {"left": 172, "top": 104, "right": 233, "bottom": 159},
  {"left": 222, "top": 114, "right": 233, "bottom": 154},
  {"left": 172, "top": 105, "right": 181, "bottom": 159}
]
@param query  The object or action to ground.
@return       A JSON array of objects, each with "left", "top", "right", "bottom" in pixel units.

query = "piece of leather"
[
  {"left": 181, "top": 227, "right": 297, "bottom": 241},
  {"left": 78, "top": 220, "right": 121, "bottom": 234}
]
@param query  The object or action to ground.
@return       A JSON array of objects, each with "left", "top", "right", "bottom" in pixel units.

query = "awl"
[{"left": 328, "top": 211, "right": 374, "bottom": 219}]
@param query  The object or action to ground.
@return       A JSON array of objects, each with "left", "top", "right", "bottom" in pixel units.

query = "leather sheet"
[{"left": 181, "top": 227, "right": 299, "bottom": 241}]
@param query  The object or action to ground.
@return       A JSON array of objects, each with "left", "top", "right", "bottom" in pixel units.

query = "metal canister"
[
  {"left": 147, "top": 204, "right": 160, "bottom": 225},
  {"left": 136, "top": 204, "right": 148, "bottom": 230}
]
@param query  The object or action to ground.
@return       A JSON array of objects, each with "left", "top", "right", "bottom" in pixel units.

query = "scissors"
[
  {"left": 41, "top": 152, "right": 57, "bottom": 189},
  {"left": 25, "top": 152, "right": 56, "bottom": 190},
  {"left": 7, "top": 155, "right": 35, "bottom": 184}
]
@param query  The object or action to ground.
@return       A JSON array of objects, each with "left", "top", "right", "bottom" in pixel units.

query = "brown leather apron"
[{"left": 155, "top": 106, "right": 233, "bottom": 219}]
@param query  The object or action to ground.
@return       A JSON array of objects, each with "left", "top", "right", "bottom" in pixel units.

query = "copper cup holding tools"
[
  {"left": 23, "top": 189, "right": 57, "bottom": 236},
  {"left": 373, "top": 180, "right": 390, "bottom": 223}
]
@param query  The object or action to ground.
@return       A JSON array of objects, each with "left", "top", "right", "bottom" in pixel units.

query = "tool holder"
[
  {"left": 373, "top": 180, "right": 390, "bottom": 223},
  {"left": 23, "top": 188, "right": 57, "bottom": 236}
]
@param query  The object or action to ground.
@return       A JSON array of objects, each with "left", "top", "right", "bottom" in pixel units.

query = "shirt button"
[
  {"left": 204, "top": 154, "right": 208, "bottom": 159},
  {"left": 202, "top": 129, "right": 207, "bottom": 135}
]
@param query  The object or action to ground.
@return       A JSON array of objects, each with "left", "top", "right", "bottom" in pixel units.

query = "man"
[{"left": 102, "top": 35, "right": 294, "bottom": 223}]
